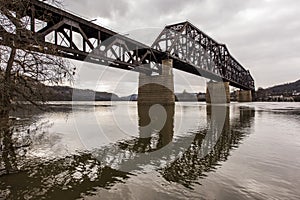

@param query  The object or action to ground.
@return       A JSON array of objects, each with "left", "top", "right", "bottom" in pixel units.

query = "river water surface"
[{"left": 0, "top": 102, "right": 299, "bottom": 200}]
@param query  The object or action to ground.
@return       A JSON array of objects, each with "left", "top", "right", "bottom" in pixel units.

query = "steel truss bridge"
[{"left": 0, "top": 0, "right": 254, "bottom": 90}]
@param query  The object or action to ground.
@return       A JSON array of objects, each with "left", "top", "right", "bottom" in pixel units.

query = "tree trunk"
[
  {"left": 0, "top": 116, "right": 17, "bottom": 176},
  {"left": 0, "top": 47, "right": 16, "bottom": 119}
]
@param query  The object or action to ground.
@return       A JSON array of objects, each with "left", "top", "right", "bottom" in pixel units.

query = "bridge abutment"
[
  {"left": 206, "top": 81, "right": 230, "bottom": 104},
  {"left": 237, "top": 90, "right": 252, "bottom": 102},
  {"left": 138, "top": 59, "right": 175, "bottom": 105}
]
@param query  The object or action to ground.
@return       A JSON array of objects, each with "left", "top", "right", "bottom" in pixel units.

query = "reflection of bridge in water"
[
  {"left": 0, "top": 104, "right": 255, "bottom": 198},
  {"left": 92, "top": 104, "right": 255, "bottom": 174},
  {"left": 161, "top": 105, "right": 255, "bottom": 187}
]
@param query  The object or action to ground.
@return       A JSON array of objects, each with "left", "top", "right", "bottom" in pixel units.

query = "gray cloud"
[
  {"left": 64, "top": 0, "right": 300, "bottom": 90},
  {"left": 63, "top": 0, "right": 130, "bottom": 19}
]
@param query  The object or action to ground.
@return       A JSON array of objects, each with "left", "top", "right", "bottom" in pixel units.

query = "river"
[{"left": 0, "top": 102, "right": 299, "bottom": 200}]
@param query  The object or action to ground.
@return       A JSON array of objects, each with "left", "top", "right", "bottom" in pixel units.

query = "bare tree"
[{"left": 0, "top": 0, "right": 74, "bottom": 118}]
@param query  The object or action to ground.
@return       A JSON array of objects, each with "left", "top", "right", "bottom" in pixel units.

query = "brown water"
[{"left": 0, "top": 102, "right": 299, "bottom": 200}]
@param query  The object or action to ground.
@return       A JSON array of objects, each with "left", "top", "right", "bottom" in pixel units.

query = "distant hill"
[
  {"left": 265, "top": 79, "right": 300, "bottom": 95},
  {"left": 45, "top": 86, "right": 119, "bottom": 101},
  {"left": 256, "top": 79, "right": 300, "bottom": 101},
  {"left": 118, "top": 92, "right": 203, "bottom": 102}
]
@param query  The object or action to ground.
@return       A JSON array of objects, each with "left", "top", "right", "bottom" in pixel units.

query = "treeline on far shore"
[
  {"left": 254, "top": 79, "right": 300, "bottom": 102},
  {"left": 31, "top": 78, "right": 300, "bottom": 102}
]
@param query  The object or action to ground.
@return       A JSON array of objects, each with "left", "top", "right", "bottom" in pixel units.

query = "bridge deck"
[{"left": 0, "top": 0, "right": 254, "bottom": 90}]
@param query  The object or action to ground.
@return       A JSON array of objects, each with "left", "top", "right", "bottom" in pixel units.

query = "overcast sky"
[{"left": 62, "top": 0, "right": 300, "bottom": 95}]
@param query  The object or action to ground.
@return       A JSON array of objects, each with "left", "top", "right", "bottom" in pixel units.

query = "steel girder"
[
  {"left": 152, "top": 21, "right": 255, "bottom": 90},
  {"left": 0, "top": 0, "right": 254, "bottom": 90},
  {"left": 0, "top": 0, "right": 164, "bottom": 74}
]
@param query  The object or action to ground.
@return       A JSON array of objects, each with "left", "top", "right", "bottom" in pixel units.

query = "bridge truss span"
[
  {"left": 152, "top": 21, "right": 255, "bottom": 90},
  {"left": 0, "top": 0, "right": 255, "bottom": 90},
  {"left": 0, "top": 0, "right": 164, "bottom": 74}
]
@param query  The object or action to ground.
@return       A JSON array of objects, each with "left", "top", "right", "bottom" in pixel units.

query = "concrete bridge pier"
[
  {"left": 237, "top": 90, "right": 252, "bottom": 102},
  {"left": 206, "top": 81, "right": 230, "bottom": 104},
  {"left": 138, "top": 59, "right": 175, "bottom": 105},
  {"left": 137, "top": 59, "right": 175, "bottom": 150}
]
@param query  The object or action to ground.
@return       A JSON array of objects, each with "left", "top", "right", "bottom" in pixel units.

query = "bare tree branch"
[{"left": 0, "top": 0, "right": 75, "bottom": 117}]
